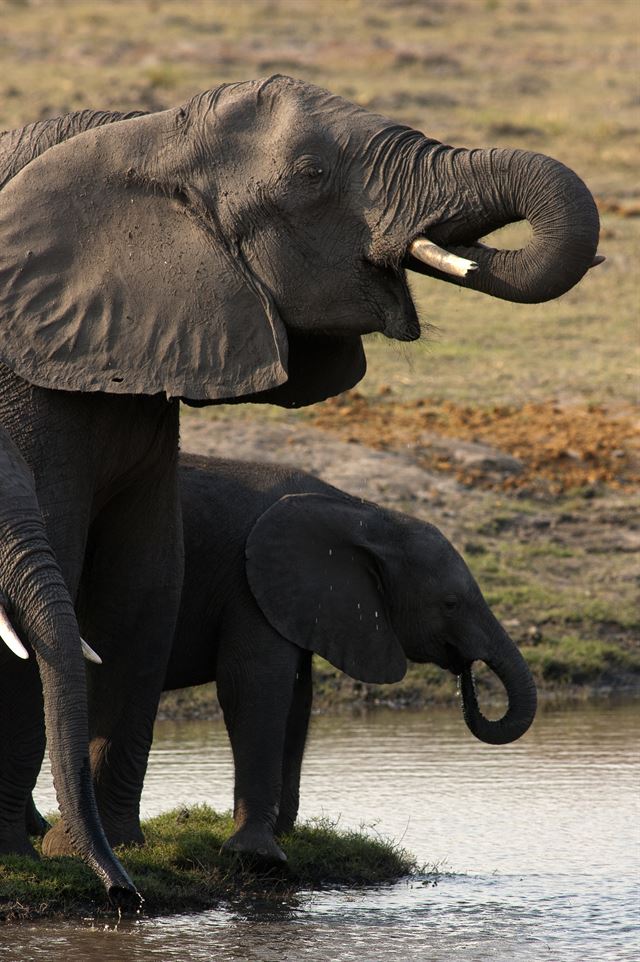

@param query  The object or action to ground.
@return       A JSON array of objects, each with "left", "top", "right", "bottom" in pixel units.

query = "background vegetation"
[{"left": 1, "top": 0, "right": 638, "bottom": 705}]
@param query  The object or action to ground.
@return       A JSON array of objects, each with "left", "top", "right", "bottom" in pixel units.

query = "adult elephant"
[
  {"left": 158, "top": 453, "right": 537, "bottom": 863},
  {"left": 0, "top": 426, "right": 136, "bottom": 901},
  {"left": 0, "top": 77, "right": 596, "bottom": 885}
]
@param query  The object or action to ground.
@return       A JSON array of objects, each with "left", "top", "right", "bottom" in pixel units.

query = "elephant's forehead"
[{"left": 200, "top": 75, "right": 397, "bottom": 145}]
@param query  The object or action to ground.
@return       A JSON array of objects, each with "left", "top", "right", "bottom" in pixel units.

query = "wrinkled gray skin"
[
  {"left": 0, "top": 427, "right": 135, "bottom": 899},
  {"left": 160, "top": 455, "right": 537, "bottom": 863},
  {"left": 0, "top": 77, "right": 592, "bottom": 893}
]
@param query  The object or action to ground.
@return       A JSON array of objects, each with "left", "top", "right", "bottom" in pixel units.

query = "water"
[{"left": 4, "top": 700, "right": 638, "bottom": 961}]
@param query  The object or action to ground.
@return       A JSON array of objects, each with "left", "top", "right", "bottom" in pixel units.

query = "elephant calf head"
[{"left": 246, "top": 492, "right": 536, "bottom": 745}]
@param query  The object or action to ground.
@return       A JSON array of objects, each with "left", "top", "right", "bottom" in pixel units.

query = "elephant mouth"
[
  {"left": 364, "top": 259, "right": 421, "bottom": 342},
  {"left": 443, "top": 644, "right": 468, "bottom": 677}
]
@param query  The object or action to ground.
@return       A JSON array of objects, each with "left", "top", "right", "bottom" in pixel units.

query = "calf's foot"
[{"left": 221, "top": 822, "right": 287, "bottom": 864}]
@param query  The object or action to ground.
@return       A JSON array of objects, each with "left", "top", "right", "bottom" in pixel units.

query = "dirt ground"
[{"left": 311, "top": 391, "right": 640, "bottom": 496}]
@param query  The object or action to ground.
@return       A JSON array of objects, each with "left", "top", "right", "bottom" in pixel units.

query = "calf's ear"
[
  {"left": 0, "top": 109, "right": 288, "bottom": 401},
  {"left": 246, "top": 493, "right": 407, "bottom": 684}
]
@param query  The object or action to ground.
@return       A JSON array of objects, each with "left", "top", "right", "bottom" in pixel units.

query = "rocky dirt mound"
[{"left": 309, "top": 393, "right": 640, "bottom": 497}]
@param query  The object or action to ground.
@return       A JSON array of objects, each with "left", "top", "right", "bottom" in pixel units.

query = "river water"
[{"left": 3, "top": 700, "right": 638, "bottom": 961}]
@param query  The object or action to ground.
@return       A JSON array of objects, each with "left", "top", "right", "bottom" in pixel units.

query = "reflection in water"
[{"left": 17, "top": 700, "right": 640, "bottom": 961}]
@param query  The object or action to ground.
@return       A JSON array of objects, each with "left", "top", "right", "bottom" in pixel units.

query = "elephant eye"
[
  {"left": 443, "top": 595, "right": 459, "bottom": 612},
  {"left": 294, "top": 156, "right": 327, "bottom": 182}
]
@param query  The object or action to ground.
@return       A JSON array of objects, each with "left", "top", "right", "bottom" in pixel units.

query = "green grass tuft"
[{"left": 0, "top": 805, "right": 420, "bottom": 922}]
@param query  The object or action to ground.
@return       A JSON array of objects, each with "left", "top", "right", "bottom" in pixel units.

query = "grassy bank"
[{"left": 0, "top": 806, "right": 420, "bottom": 921}]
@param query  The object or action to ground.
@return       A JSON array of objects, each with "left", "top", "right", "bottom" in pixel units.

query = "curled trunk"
[
  {"left": 406, "top": 144, "right": 600, "bottom": 303},
  {"left": 460, "top": 640, "right": 537, "bottom": 746}
]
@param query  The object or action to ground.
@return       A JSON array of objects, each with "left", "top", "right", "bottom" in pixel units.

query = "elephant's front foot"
[{"left": 221, "top": 822, "right": 287, "bottom": 864}]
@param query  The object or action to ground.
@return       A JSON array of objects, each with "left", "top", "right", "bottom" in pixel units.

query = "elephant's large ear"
[
  {"left": 246, "top": 493, "right": 407, "bottom": 684},
  {"left": 0, "top": 110, "right": 288, "bottom": 399}
]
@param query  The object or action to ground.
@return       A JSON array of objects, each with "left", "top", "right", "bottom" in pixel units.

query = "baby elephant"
[{"left": 167, "top": 454, "right": 537, "bottom": 863}]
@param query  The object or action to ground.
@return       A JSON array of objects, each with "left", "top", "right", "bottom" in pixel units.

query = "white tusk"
[
  {"left": 589, "top": 254, "right": 606, "bottom": 269},
  {"left": 409, "top": 237, "right": 479, "bottom": 278},
  {"left": 81, "top": 637, "right": 102, "bottom": 665},
  {"left": 0, "top": 604, "right": 29, "bottom": 659}
]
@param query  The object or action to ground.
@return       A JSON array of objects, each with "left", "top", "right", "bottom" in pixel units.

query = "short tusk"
[
  {"left": 409, "top": 237, "right": 479, "bottom": 278},
  {"left": 0, "top": 604, "right": 29, "bottom": 659},
  {"left": 589, "top": 254, "right": 606, "bottom": 269},
  {"left": 81, "top": 637, "right": 102, "bottom": 665}
]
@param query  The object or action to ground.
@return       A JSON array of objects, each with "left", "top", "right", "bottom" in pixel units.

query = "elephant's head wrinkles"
[{"left": 0, "top": 76, "right": 600, "bottom": 405}]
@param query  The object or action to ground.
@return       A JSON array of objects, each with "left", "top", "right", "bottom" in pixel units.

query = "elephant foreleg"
[
  {"left": 217, "top": 619, "right": 304, "bottom": 863},
  {"left": 44, "top": 457, "right": 183, "bottom": 853},
  {"left": 275, "top": 651, "right": 312, "bottom": 837}
]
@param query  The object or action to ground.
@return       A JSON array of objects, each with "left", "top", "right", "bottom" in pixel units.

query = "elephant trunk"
[
  {"left": 405, "top": 143, "right": 600, "bottom": 303},
  {"left": 459, "top": 625, "right": 537, "bottom": 745},
  {"left": 1, "top": 516, "right": 138, "bottom": 905}
]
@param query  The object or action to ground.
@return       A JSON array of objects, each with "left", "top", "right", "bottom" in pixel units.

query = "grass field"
[{"left": 1, "top": 0, "right": 638, "bottom": 702}]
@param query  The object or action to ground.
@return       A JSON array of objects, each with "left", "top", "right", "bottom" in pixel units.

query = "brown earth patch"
[{"left": 310, "top": 393, "right": 640, "bottom": 496}]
